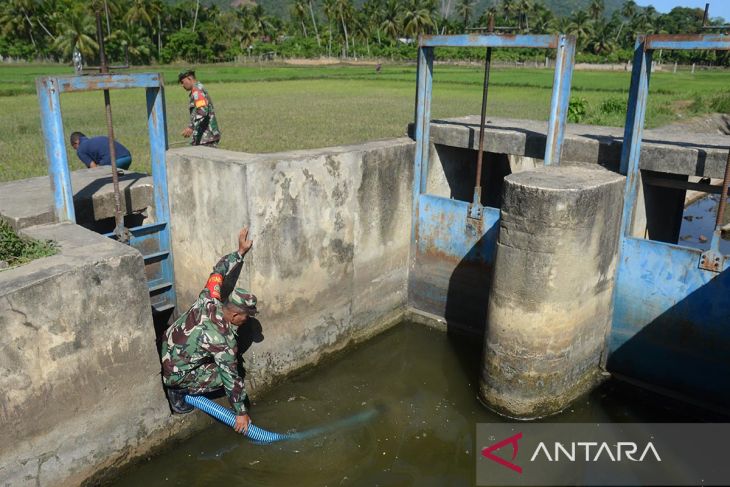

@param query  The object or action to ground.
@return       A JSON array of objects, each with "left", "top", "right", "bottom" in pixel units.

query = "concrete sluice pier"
[
  {"left": 482, "top": 166, "right": 624, "bottom": 418},
  {"left": 1, "top": 117, "right": 729, "bottom": 485}
]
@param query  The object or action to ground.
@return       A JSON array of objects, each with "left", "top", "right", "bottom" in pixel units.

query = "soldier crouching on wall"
[{"left": 161, "top": 227, "right": 256, "bottom": 434}]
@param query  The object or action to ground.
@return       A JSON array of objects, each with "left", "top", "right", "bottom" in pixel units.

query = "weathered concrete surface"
[
  {"left": 416, "top": 116, "right": 730, "bottom": 179},
  {"left": 0, "top": 168, "right": 153, "bottom": 230},
  {"left": 0, "top": 223, "right": 197, "bottom": 487},
  {"left": 480, "top": 165, "right": 624, "bottom": 418},
  {"left": 167, "top": 139, "right": 415, "bottom": 392}
]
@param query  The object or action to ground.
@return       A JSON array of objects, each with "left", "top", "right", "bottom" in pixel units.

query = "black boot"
[{"left": 167, "top": 387, "right": 194, "bottom": 414}]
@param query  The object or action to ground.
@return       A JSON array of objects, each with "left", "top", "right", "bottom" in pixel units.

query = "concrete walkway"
[
  {"left": 0, "top": 168, "right": 153, "bottom": 230},
  {"left": 418, "top": 116, "right": 730, "bottom": 179}
]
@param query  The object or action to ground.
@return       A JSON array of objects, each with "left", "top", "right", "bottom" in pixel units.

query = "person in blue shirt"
[{"left": 70, "top": 132, "right": 132, "bottom": 170}]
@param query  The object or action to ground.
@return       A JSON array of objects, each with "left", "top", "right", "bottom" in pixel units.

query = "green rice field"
[{"left": 1, "top": 62, "right": 728, "bottom": 181}]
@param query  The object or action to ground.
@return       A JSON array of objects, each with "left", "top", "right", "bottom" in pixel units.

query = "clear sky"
[{"left": 642, "top": 0, "right": 730, "bottom": 21}]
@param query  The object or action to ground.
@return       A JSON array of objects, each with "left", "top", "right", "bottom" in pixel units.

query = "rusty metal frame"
[
  {"left": 408, "top": 34, "right": 576, "bottom": 326},
  {"left": 609, "top": 34, "right": 730, "bottom": 409},
  {"left": 36, "top": 73, "right": 177, "bottom": 314}
]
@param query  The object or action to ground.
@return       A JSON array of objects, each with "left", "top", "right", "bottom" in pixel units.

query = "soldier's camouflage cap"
[
  {"left": 178, "top": 69, "right": 195, "bottom": 83},
  {"left": 230, "top": 287, "right": 257, "bottom": 315}
]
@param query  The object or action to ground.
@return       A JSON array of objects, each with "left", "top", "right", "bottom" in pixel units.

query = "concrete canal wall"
[
  {"left": 165, "top": 139, "right": 415, "bottom": 391},
  {"left": 0, "top": 223, "right": 200, "bottom": 487},
  {"left": 0, "top": 116, "right": 726, "bottom": 485}
]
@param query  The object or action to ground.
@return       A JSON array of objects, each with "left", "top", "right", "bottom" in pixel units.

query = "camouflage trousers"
[{"left": 165, "top": 363, "right": 224, "bottom": 395}]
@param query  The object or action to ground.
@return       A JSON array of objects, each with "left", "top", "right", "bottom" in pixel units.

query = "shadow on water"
[{"left": 441, "top": 152, "right": 511, "bottom": 392}]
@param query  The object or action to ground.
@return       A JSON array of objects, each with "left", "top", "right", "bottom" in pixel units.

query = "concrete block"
[
  {"left": 0, "top": 169, "right": 153, "bottom": 230},
  {"left": 480, "top": 165, "right": 624, "bottom": 418},
  {"left": 0, "top": 223, "right": 192, "bottom": 487},
  {"left": 417, "top": 116, "right": 730, "bottom": 179},
  {"left": 166, "top": 139, "right": 414, "bottom": 393}
]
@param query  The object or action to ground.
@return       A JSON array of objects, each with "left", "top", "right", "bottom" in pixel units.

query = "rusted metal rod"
[
  {"left": 472, "top": 14, "right": 495, "bottom": 205},
  {"left": 96, "top": 11, "right": 127, "bottom": 243},
  {"left": 715, "top": 148, "right": 730, "bottom": 229}
]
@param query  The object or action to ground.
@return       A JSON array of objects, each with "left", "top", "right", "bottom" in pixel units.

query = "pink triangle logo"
[{"left": 481, "top": 432, "right": 523, "bottom": 474}]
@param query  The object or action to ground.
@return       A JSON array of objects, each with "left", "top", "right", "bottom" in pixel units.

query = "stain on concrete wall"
[
  {"left": 0, "top": 223, "right": 196, "bottom": 487},
  {"left": 167, "top": 140, "right": 415, "bottom": 393}
]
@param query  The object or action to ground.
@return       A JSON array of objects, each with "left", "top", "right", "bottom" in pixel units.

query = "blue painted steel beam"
[
  {"left": 42, "top": 73, "right": 164, "bottom": 93},
  {"left": 619, "top": 38, "right": 653, "bottom": 238},
  {"left": 36, "top": 77, "right": 75, "bottom": 223},
  {"left": 645, "top": 34, "right": 730, "bottom": 51},
  {"left": 420, "top": 34, "right": 560, "bottom": 49},
  {"left": 544, "top": 35, "right": 576, "bottom": 166},
  {"left": 146, "top": 85, "right": 177, "bottom": 310},
  {"left": 410, "top": 46, "right": 434, "bottom": 239}
]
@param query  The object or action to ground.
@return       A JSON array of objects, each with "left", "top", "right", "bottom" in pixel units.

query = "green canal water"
[{"left": 109, "top": 321, "right": 724, "bottom": 486}]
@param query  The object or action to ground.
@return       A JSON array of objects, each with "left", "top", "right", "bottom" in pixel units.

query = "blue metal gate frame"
[
  {"left": 409, "top": 34, "right": 577, "bottom": 328},
  {"left": 609, "top": 34, "right": 730, "bottom": 408},
  {"left": 36, "top": 73, "right": 177, "bottom": 314}
]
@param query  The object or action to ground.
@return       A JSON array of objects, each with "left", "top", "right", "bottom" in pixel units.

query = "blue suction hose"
[{"left": 185, "top": 395, "right": 380, "bottom": 444}]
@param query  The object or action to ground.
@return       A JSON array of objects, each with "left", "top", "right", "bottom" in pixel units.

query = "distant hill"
[{"left": 201, "top": 0, "right": 633, "bottom": 21}]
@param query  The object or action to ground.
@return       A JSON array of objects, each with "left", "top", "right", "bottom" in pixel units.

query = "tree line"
[{"left": 1, "top": 0, "right": 729, "bottom": 65}]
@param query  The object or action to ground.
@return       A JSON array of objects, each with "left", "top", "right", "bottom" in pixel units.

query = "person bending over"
[
  {"left": 161, "top": 227, "right": 256, "bottom": 434},
  {"left": 69, "top": 132, "right": 132, "bottom": 169}
]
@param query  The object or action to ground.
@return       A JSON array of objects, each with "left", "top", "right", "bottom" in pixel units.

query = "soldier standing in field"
[
  {"left": 178, "top": 69, "right": 221, "bottom": 146},
  {"left": 161, "top": 227, "right": 255, "bottom": 434}
]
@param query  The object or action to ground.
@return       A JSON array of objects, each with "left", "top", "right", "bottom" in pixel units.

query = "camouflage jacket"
[
  {"left": 161, "top": 251, "right": 246, "bottom": 413},
  {"left": 188, "top": 81, "right": 221, "bottom": 146}
]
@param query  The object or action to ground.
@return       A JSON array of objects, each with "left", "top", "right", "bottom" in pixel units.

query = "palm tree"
[
  {"left": 0, "top": 0, "right": 39, "bottom": 47},
  {"left": 125, "top": 0, "right": 153, "bottom": 28},
  {"left": 531, "top": 4, "right": 555, "bottom": 34},
  {"left": 456, "top": 0, "right": 475, "bottom": 28},
  {"left": 567, "top": 10, "right": 593, "bottom": 49},
  {"left": 380, "top": 0, "right": 400, "bottom": 42},
  {"left": 334, "top": 0, "right": 354, "bottom": 55},
  {"left": 363, "top": 0, "right": 384, "bottom": 45},
  {"left": 53, "top": 10, "right": 98, "bottom": 60},
  {"left": 517, "top": 0, "right": 534, "bottom": 31},
  {"left": 621, "top": 0, "right": 637, "bottom": 21},
  {"left": 323, "top": 0, "right": 337, "bottom": 55},
  {"left": 251, "top": 5, "right": 274, "bottom": 40},
  {"left": 292, "top": 0, "right": 309, "bottom": 37},
  {"left": 501, "top": 0, "right": 517, "bottom": 22},
  {"left": 108, "top": 24, "right": 152, "bottom": 64},
  {"left": 308, "top": 0, "right": 321, "bottom": 47},
  {"left": 588, "top": 0, "right": 604, "bottom": 21},
  {"left": 401, "top": 0, "right": 435, "bottom": 38},
  {"left": 588, "top": 18, "right": 616, "bottom": 55},
  {"left": 236, "top": 12, "right": 259, "bottom": 51}
]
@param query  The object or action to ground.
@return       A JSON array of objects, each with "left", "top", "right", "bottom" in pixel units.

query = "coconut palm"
[
  {"left": 588, "top": 18, "right": 616, "bottom": 55},
  {"left": 292, "top": 0, "right": 309, "bottom": 37},
  {"left": 125, "top": 0, "right": 154, "bottom": 28},
  {"left": 401, "top": 0, "right": 435, "bottom": 38},
  {"left": 308, "top": 0, "right": 321, "bottom": 46},
  {"left": 501, "top": 0, "right": 517, "bottom": 22},
  {"left": 380, "top": 0, "right": 400, "bottom": 42},
  {"left": 108, "top": 24, "right": 152, "bottom": 64},
  {"left": 531, "top": 5, "right": 555, "bottom": 34},
  {"left": 334, "top": 0, "right": 354, "bottom": 55},
  {"left": 588, "top": 0, "right": 604, "bottom": 21},
  {"left": 567, "top": 10, "right": 593, "bottom": 49},
  {"left": 621, "top": 0, "right": 637, "bottom": 21},
  {"left": 322, "top": 0, "right": 337, "bottom": 55},
  {"left": 362, "top": 0, "right": 384, "bottom": 44},
  {"left": 0, "top": 0, "right": 38, "bottom": 47},
  {"left": 53, "top": 10, "right": 98, "bottom": 60},
  {"left": 456, "top": 0, "right": 475, "bottom": 28}
]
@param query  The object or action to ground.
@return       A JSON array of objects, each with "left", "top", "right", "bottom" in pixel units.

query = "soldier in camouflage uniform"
[
  {"left": 178, "top": 69, "right": 221, "bottom": 146},
  {"left": 161, "top": 227, "right": 255, "bottom": 434}
]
